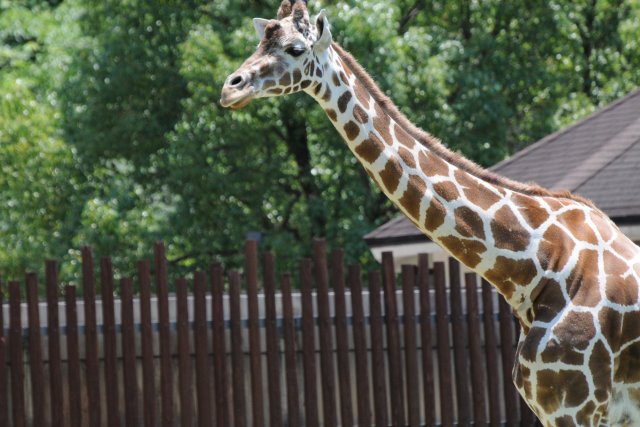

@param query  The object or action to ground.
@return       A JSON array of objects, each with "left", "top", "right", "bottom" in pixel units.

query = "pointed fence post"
[
  {"left": 26, "top": 272, "right": 45, "bottom": 425},
  {"left": 82, "top": 247, "right": 102, "bottom": 426},
  {"left": 46, "top": 260, "right": 65, "bottom": 426},
  {"left": 314, "top": 238, "right": 337, "bottom": 427},
  {"left": 65, "top": 285, "right": 83, "bottom": 427},
  {"left": 381, "top": 252, "right": 405, "bottom": 427}
]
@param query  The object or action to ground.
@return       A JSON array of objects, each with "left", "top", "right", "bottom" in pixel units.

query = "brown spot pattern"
[
  {"left": 520, "top": 327, "right": 546, "bottom": 361},
  {"left": 554, "top": 311, "right": 596, "bottom": 351},
  {"left": 537, "top": 369, "right": 589, "bottom": 412},
  {"left": 292, "top": 69, "right": 302, "bottom": 84},
  {"left": 537, "top": 224, "right": 576, "bottom": 272},
  {"left": 604, "top": 250, "right": 638, "bottom": 305},
  {"left": 354, "top": 80, "right": 370, "bottom": 109},
  {"left": 355, "top": 133, "right": 385, "bottom": 164},
  {"left": 378, "top": 157, "right": 402, "bottom": 194},
  {"left": 559, "top": 210, "right": 597, "bottom": 244},
  {"left": 343, "top": 121, "right": 360, "bottom": 141},
  {"left": 338, "top": 91, "right": 352, "bottom": 113},
  {"left": 399, "top": 174, "right": 427, "bottom": 219},
  {"left": 340, "top": 71, "right": 349, "bottom": 85},
  {"left": 325, "top": 108, "right": 337, "bottom": 121},
  {"left": 611, "top": 237, "right": 639, "bottom": 260},
  {"left": 398, "top": 147, "right": 416, "bottom": 169},
  {"left": 484, "top": 257, "right": 537, "bottom": 300},
  {"left": 439, "top": 236, "right": 487, "bottom": 269},
  {"left": 491, "top": 205, "right": 531, "bottom": 252},
  {"left": 322, "top": 86, "right": 332, "bottom": 101},
  {"left": 279, "top": 73, "right": 291, "bottom": 86},
  {"left": 393, "top": 123, "right": 416, "bottom": 148},
  {"left": 616, "top": 341, "right": 640, "bottom": 383},
  {"left": 332, "top": 72, "right": 340, "bottom": 86},
  {"left": 589, "top": 340, "right": 611, "bottom": 402},
  {"left": 590, "top": 211, "right": 614, "bottom": 241},
  {"left": 454, "top": 206, "right": 486, "bottom": 240},
  {"left": 455, "top": 170, "right": 502, "bottom": 210},
  {"left": 373, "top": 103, "right": 392, "bottom": 145},
  {"left": 566, "top": 249, "right": 601, "bottom": 307},
  {"left": 353, "top": 104, "right": 369, "bottom": 124},
  {"left": 262, "top": 79, "right": 276, "bottom": 90},
  {"left": 424, "top": 198, "right": 446, "bottom": 232},
  {"left": 433, "top": 181, "right": 460, "bottom": 202},
  {"left": 531, "top": 279, "right": 564, "bottom": 322},
  {"left": 420, "top": 151, "right": 450, "bottom": 177},
  {"left": 513, "top": 194, "right": 550, "bottom": 229},
  {"left": 599, "top": 307, "right": 622, "bottom": 353}
]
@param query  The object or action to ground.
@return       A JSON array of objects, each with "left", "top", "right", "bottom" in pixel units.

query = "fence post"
[
  {"left": 280, "top": 273, "right": 301, "bottom": 427},
  {"left": 245, "top": 240, "right": 265, "bottom": 427},
  {"left": 482, "top": 279, "right": 501, "bottom": 427},
  {"left": 211, "top": 262, "right": 229, "bottom": 427},
  {"left": 65, "top": 285, "right": 83, "bottom": 427},
  {"left": 101, "top": 257, "right": 121, "bottom": 427},
  {"left": 418, "top": 254, "right": 436, "bottom": 427},
  {"left": 499, "top": 296, "right": 519, "bottom": 425},
  {"left": 349, "top": 265, "right": 371, "bottom": 427},
  {"left": 368, "top": 271, "right": 389, "bottom": 427},
  {"left": 26, "top": 272, "right": 45, "bottom": 425},
  {"left": 382, "top": 252, "right": 405, "bottom": 427},
  {"left": 449, "top": 258, "right": 471, "bottom": 426},
  {"left": 229, "top": 270, "right": 247, "bottom": 427},
  {"left": 300, "top": 258, "right": 319, "bottom": 427},
  {"left": 46, "top": 260, "right": 65, "bottom": 426},
  {"left": 465, "top": 273, "right": 487, "bottom": 425},
  {"left": 332, "top": 249, "right": 353, "bottom": 427},
  {"left": 434, "top": 261, "right": 454, "bottom": 426},
  {"left": 155, "top": 242, "right": 175, "bottom": 427},
  {"left": 401, "top": 265, "right": 420, "bottom": 427},
  {"left": 121, "top": 277, "right": 140, "bottom": 427},
  {"left": 82, "top": 247, "right": 102, "bottom": 426},
  {"left": 263, "top": 252, "right": 283, "bottom": 427},
  {"left": 138, "top": 260, "right": 157, "bottom": 427},
  {"left": 177, "top": 278, "right": 194, "bottom": 427},
  {"left": 314, "top": 238, "right": 337, "bottom": 427},
  {"left": 0, "top": 278, "right": 9, "bottom": 426},
  {"left": 9, "top": 280, "right": 26, "bottom": 427},
  {"left": 194, "top": 270, "right": 213, "bottom": 427},
  {"left": 0, "top": 282, "right": 8, "bottom": 427}
]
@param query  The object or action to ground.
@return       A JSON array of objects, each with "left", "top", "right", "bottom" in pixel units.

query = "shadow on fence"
[{"left": 0, "top": 238, "right": 541, "bottom": 426}]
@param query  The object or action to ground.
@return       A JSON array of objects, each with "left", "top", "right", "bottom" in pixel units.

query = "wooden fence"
[{"left": 0, "top": 238, "right": 541, "bottom": 426}]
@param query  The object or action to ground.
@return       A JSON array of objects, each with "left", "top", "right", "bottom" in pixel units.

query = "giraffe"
[{"left": 220, "top": 1, "right": 640, "bottom": 425}]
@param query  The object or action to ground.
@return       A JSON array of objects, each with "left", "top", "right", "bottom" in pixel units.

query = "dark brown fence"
[{"left": 0, "top": 238, "right": 541, "bottom": 426}]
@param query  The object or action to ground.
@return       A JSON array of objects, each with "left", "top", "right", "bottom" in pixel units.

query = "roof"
[{"left": 365, "top": 88, "right": 640, "bottom": 247}]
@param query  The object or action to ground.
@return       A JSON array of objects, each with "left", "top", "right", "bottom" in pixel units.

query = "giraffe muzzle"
[{"left": 220, "top": 73, "right": 255, "bottom": 109}]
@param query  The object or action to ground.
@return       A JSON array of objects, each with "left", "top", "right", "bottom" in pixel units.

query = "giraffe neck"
[{"left": 305, "top": 43, "right": 559, "bottom": 316}]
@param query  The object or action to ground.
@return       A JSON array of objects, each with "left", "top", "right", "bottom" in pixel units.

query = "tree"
[{"left": 1, "top": 0, "right": 638, "bottom": 283}]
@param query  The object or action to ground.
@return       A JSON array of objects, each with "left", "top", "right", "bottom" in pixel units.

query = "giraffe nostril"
[{"left": 230, "top": 75, "right": 244, "bottom": 87}]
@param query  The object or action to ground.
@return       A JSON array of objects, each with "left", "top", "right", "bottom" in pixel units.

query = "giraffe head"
[{"left": 220, "top": 0, "right": 332, "bottom": 109}]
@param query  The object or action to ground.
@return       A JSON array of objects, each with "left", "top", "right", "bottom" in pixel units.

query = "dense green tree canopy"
[{"left": 1, "top": 0, "right": 639, "bottom": 284}]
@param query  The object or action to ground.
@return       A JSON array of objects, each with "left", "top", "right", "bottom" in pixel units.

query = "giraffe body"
[{"left": 220, "top": 2, "right": 640, "bottom": 425}]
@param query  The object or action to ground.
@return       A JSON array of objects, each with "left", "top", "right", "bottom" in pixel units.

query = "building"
[{"left": 365, "top": 89, "right": 640, "bottom": 269}]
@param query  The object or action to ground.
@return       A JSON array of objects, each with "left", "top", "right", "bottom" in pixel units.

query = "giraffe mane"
[{"left": 330, "top": 42, "right": 595, "bottom": 208}]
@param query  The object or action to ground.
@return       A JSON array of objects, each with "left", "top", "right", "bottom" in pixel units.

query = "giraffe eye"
[{"left": 285, "top": 46, "right": 306, "bottom": 57}]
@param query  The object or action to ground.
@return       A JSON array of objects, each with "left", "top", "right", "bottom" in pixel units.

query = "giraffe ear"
[
  {"left": 314, "top": 10, "right": 332, "bottom": 52},
  {"left": 253, "top": 18, "right": 272, "bottom": 39}
]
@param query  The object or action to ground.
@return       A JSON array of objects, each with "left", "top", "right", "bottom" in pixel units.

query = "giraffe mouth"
[{"left": 220, "top": 86, "right": 255, "bottom": 110}]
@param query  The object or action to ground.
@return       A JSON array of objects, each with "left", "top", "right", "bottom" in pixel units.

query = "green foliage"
[{"left": 1, "top": 0, "right": 639, "bottom": 285}]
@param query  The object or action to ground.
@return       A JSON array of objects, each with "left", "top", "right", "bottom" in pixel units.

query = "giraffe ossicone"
[{"left": 221, "top": 1, "right": 640, "bottom": 425}]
